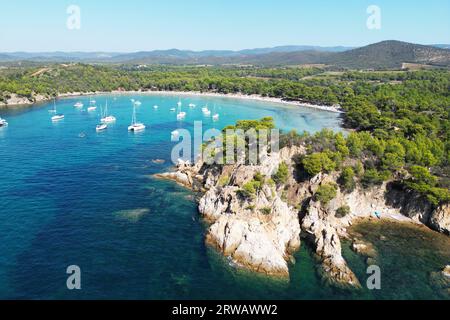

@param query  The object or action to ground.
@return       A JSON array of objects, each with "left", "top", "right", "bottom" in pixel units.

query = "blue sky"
[{"left": 0, "top": 0, "right": 449, "bottom": 52}]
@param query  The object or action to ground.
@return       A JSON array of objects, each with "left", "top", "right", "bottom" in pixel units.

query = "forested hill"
[{"left": 1, "top": 41, "right": 449, "bottom": 70}]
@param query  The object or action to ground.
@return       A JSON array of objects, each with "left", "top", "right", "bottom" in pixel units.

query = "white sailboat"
[
  {"left": 171, "top": 130, "right": 180, "bottom": 140},
  {"left": 128, "top": 103, "right": 146, "bottom": 132},
  {"left": 212, "top": 104, "right": 220, "bottom": 121},
  {"left": 0, "top": 117, "right": 8, "bottom": 127},
  {"left": 96, "top": 123, "right": 107, "bottom": 132},
  {"left": 176, "top": 102, "right": 186, "bottom": 121},
  {"left": 177, "top": 99, "right": 182, "bottom": 108},
  {"left": 51, "top": 99, "right": 64, "bottom": 121},
  {"left": 202, "top": 105, "right": 211, "bottom": 116},
  {"left": 101, "top": 100, "right": 116, "bottom": 123}
]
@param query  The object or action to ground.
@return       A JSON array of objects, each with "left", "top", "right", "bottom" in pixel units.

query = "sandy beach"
[{"left": 1, "top": 90, "right": 344, "bottom": 114}]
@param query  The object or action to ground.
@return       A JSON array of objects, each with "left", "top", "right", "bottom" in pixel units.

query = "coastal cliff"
[{"left": 157, "top": 144, "right": 450, "bottom": 288}]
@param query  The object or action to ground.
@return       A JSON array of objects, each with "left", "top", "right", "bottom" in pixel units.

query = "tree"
[
  {"left": 315, "top": 183, "right": 338, "bottom": 205},
  {"left": 302, "top": 152, "right": 336, "bottom": 176}
]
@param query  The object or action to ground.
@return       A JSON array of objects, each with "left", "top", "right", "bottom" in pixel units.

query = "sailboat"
[
  {"left": 0, "top": 117, "right": 8, "bottom": 127},
  {"left": 171, "top": 130, "right": 180, "bottom": 140},
  {"left": 87, "top": 99, "right": 97, "bottom": 112},
  {"left": 176, "top": 102, "right": 186, "bottom": 120},
  {"left": 96, "top": 105, "right": 107, "bottom": 131},
  {"left": 51, "top": 99, "right": 64, "bottom": 121},
  {"left": 101, "top": 100, "right": 116, "bottom": 123},
  {"left": 177, "top": 99, "right": 182, "bottom": 108},
  {"left": 202, "top": 105, "right": 211, "bottom": 116},
  {"left": 212, "top": 104, "right": 220, "bottom": 121},
  {"left": 128, "top": 103, "right": 146, "bottom": 132}
]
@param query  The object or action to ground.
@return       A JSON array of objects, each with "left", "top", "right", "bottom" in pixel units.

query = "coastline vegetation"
[{"left": 1, "top": 63, "right": 448, "bottom": 206}]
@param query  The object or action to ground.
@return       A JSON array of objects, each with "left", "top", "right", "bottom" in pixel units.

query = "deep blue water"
[{"left": 0, "top": 94, "right": 447, "bottom": 300}]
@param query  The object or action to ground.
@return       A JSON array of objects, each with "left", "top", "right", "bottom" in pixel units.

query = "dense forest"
[{"left": 0, "top": 64, "right": 449, "bottom": 205}]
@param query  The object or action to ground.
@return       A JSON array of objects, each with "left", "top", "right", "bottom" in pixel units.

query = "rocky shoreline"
[{"left": 156, "top": 146, "right": 450, "bottom": 289}]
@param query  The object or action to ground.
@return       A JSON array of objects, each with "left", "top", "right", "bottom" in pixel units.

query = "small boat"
[
  {"left": 96, "top": 123, "right": 107, "bottom": 132},
  {"left": 177, "top": 99, "right": 182, "bottom": 107},
  {"left": 0, "top": 117, "right": 8, "bottom": 127},
  {"left": 87, "top": 105, "right": 97, "bottom": 111},
  {"left": 153, "top": 105, "right": 159, "bottom": 109},
  {"left": 74, "top": 102, "right": 84, "bottom": 108},
  {"left": 52, "top": 114, "right": 65, "bottom": 121},
  {"left": 189, "top": 103, "right": 196, "bottom": 108},
  {"left": 134, "top": 101, "right": 142, "bottom": 106},
  {"left": 176, "top": 103, "right": 186, "bottom": 120},
  {"left": 171, "top": 130, "right": 180, "bottom": 140},
  {"left": 212, "top": 104, "right": 220, "bottom": 121},
  {"left": 90, "top": 100, "right": 96, "bottom": 105},
  {"left": 128, "top": 103, "right": 145, "bottom": 132},
  {"left": 100, "top": 101, "right": 116, "bottom": 123},
  {"left": 177, "top": 112, "right": 186, "bottom": 120},
  {"left": 51, "top": 99, "right": 64, "bottom": 121},
  {"left": 170, "top": 108, "right": 176, "bottom": 112},
  {"left": 203, "top": 108, "right": 211, "bottom": 116}
]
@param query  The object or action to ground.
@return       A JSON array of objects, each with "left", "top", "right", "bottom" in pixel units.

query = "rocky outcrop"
[
  {"left": 198, "top": 147, "right": 304, "bottom": 276},
  {"left": 302, "top": 199, "right": 361, "bottom": 289},
  {"left": 430, "top": 204, "right": 450, "bottom": 235},
  {"left": 430, "top": 265, "right": 450, "bottom": 298},
  {"left": 158, "top": 144, "right": 448, "bottom": 289}
]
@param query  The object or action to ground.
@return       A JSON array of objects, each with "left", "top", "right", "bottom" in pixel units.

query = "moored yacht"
[
  {"left": 51, "top": 99, "right": 64, "bottom": 121},
  {"left": 128, "top": 103, "right": 146, "bottom": 132},
  {"left": 96, "top": 123, "right": 107, "bottom": 131},
  {"left": 100, "top": 101, "right": 116, "bottom": 123},
  {"left": 0, "top": 117, "right": 8, "bottom": 127}
]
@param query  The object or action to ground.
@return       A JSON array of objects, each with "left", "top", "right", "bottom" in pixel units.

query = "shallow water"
[{"left": 0, "top": 94, "right": 447, "bottom": 300}]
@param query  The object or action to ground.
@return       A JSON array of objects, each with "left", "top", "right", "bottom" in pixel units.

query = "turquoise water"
[{"left": 0, "top": 94, "right": 447, "bottom": 300}]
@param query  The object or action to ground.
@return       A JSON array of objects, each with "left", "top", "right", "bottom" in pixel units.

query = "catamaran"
[
  {"left": 0, "top": 117, "right": 8, "bottom": 127},
  {"left": 51, "top": 99, "right": 64, "bottom": 121},
  {"left": 74, "top": 101, "right": 84, "bottom": 108},
  {"left": 100, "top": 101, "right": 116, "bottom": 123},
  {"left": 128, "top": 103, "right": 146, "bottom": 132}
]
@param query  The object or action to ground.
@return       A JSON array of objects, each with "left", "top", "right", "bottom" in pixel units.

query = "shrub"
[
  {"left": 272, "top": 162, "right": 289, "bottom": 185},
  {"left": 260, "top": 207, "right": 272, "bottom": 215},
  {"left": 339, "top": 166, "right": 356, "bottom": 192},
  {"left": 336, "top": 205, "right": 350, "bottom": 218},
  {"left": 218, "top": 175, "right": 230, "bottom": 187},
  {"left": 315, "top": 183, "right": 338, "bottom": 205}
]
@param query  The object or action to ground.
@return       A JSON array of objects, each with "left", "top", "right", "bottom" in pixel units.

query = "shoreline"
[{"left": 0, "top": 90, "right": 344, "bottom": 114}]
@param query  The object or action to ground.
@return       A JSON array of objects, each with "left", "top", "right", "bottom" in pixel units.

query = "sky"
[{"left": 0, "top": 0, "right": 449, "bottom": 52}]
